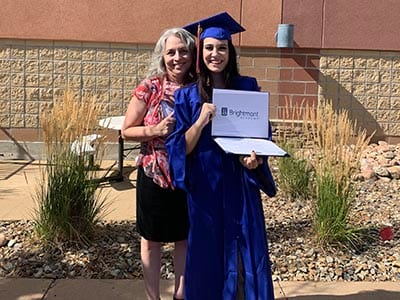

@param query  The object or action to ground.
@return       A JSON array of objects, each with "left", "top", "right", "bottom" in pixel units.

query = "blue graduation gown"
[{"left": 166, "top": 76, "right": 276, "bottom": 300}]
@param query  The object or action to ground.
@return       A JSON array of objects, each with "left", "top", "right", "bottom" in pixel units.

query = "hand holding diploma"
[
  {"left": 196, "top": 103, "right": 216, "bottom": 129},
  {"left": 239, "top": 150, "right": 263, "bottom": 169}
]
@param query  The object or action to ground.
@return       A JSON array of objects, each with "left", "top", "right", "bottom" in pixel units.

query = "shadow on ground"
[{"left": 0, "top": 160, "right": 34, "bottom": 180}]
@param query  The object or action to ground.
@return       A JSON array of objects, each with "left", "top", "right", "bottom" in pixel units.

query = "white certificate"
[
  {"left": 212, "top": 89, "right": 269, "bottom": 138},
  {"left": 211, "top": 88, "right": 288, "bottom": 157},
  {"left": 214, "top": 137, "right": 288, "bottom": 157}
]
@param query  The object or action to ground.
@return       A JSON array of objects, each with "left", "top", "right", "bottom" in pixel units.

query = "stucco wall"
[
  {"left": 1, "top": 1, "right": 400, "bottom": 145},
  {"left": 0, "top": 1, "right": 253, "bottom": 45},
  {"left": 282, "top": 0, "right": 400, "bottom": 51},
  {"left": 2, "top": 0, "right": 400, "bottom": 51}
]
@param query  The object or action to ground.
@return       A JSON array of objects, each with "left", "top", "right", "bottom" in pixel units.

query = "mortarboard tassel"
[{"left": 196, "top": 24, "right": 201, "bottom": 74}]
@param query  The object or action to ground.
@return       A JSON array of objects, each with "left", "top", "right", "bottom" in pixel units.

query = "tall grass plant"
[
  {"left": 34, "top": 91, "right": 108, "bottom": 244},
  {"left": 277, "top": 99, "right": 373, "bottom": 249},
  {"left": 303, "top": 101, "right": 373, "bottom": 248},
  {"left": 276, "top": 98, "right": 313, "bottom": 201},
  {"left": 277, "top": 141, "right": 313, "bottom": 201}
]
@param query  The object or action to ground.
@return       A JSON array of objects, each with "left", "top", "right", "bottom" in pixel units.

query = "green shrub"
[
  {"left": 35, "top": 151, "right": 107, "bottom": 244},
  {"left": 277, "top": 142, "right": 312, "bottom": 201},
  {"left": 277, "top": 98, "right": 373, "bottom": 250},
  {"left": 313, "top": 173, "right": 360, "bottom": 248},
  {"left": 34, "top": 91, "right": 108, "bottom": 245},
  {"left": 304, "top": 101, "right": 373, "bottom": 249}
]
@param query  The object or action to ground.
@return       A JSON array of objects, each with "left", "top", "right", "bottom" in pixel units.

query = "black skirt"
[{"left": 136, "top": 166, "right": 189, "bottom": 242}]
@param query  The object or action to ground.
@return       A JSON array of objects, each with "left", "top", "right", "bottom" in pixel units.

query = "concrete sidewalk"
[
  {"left": 1, "top": 278, "right": 400, "bottom": 300},
  {"left": 1, "top": 160, "right": 400, "bottom": 300},
  {"left": 0, "top": 160, "right": 138, "bottom": 221}
]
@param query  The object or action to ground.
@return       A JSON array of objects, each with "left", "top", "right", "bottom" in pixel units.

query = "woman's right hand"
[
  {"left": 155, "top": 112, "right": 176, "bottom": 136},
  {"left": 185, "top": 103, "right": 216, "bottom": 154},
  {"left": 195, "top": 103, "right": 216, "bottom": 129}
]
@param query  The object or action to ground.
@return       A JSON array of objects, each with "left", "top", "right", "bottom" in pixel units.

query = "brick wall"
[
  {"left": 1, "top": 40, "right": 400, "bottom": 144},
  {"left": 239, "top": 48, "right": 320, "bottom": 122},
  {"left": 239, "top": 48, "right": 281, "bottom": 119},
  {"left": 0, "top": 40, "right": 153, "bottom": 141},
  {"left": 319, "top": 50, "right": 400, "bottom": 142},
  {"left": 240, "top": 48, "right": 400, "bottom": 143}
]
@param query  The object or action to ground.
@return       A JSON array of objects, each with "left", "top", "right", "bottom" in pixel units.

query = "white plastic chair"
[{"left": 71, "top": 134, "right": 102, "bottom": 167}]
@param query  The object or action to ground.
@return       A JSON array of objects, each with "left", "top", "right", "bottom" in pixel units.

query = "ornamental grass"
[
  {"left": 34, "top": 91, "right": 108, "bottom": 245},
  {"left": 277, "top": 99, "right": 374, "bottom": 249},
  {"left": 303, "top": 101, "right": 373, "bottom": 248},
  {"left": 276, "top": 98, "right": 313, "bottom": 202}
]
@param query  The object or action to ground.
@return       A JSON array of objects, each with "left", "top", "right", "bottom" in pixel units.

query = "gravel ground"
[
  {"left": 264, "top": 175, "right": 400, "bottom": 282},
  {"left": 0, "top": 177, "right": 399, "bottom": 282},
  {"left": 1, "top": 143, "right": 399, "bottom": 282}
]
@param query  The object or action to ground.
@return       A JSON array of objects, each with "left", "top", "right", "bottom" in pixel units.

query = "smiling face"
[
  {"left": 202, "top": 37, "right": 229, "bottom": 73},
  {"left": 163, "top": 35, "right": 193, "bottom": 83}
]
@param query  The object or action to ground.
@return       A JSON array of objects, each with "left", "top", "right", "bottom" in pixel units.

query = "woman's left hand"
[{"left": 239, "top": 151, "right": 263, "bottom": 169}]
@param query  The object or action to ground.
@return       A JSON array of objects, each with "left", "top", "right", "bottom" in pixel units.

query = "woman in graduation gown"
[{"left": 166, "top": 12, "right": 276, "bottom": 300}]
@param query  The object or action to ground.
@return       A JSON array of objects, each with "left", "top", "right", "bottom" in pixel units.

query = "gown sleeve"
[
  {"left": 166, "top": 87, "right": 193, "bottom": 191},
  {"left": 243, "top": 121, "right": 276, "bottom": 197},
  {"left": 237, "top": 77, "right": 277, "bottom": 197},
  {"left": 256, "top": 121, "right": 276, "bottom": 196},
  {"left": 253, "top": 159, "right": 276, "bottom": 197}
]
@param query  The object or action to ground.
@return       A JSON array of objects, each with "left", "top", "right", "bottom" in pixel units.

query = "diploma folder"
[{"left": 211, "top": 88, "right": 288, "bottom": 157}]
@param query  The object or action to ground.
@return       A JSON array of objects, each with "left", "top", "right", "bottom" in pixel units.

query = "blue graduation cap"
[{"left": 183, "top": 12, "right": 245, "bottom": 41}]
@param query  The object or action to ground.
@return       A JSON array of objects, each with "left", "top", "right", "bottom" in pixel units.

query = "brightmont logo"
[{"left": 220, "top": 106, "right": 259, "bottom": 120}]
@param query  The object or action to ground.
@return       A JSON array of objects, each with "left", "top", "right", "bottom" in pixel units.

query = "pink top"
[{"left": 133, "top": 76, "right": 181, "bottom": 189}]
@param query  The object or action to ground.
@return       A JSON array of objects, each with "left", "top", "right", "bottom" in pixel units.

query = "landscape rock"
[
  {"left": 357, "top": 142, "right": 400, "bottom": 181},
  {"left": 0, "top": 233, "right": 7, "bottom": 247},
  {"left": 0, "top": 142, "right": 398, "bottom": 282}
]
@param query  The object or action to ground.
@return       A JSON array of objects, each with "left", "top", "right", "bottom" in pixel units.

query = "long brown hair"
[{"left": 197, "top": 40, "right": 240, "bottom": 102}]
